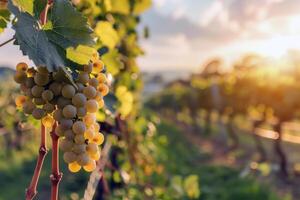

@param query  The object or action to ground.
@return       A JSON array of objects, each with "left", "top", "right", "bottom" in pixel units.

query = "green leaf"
[
  {"left": 102, "top": 49, "right": 123, "bottom": 75},
  {"left": 133, "top": 0, "right": 152, "bottom": 15},
  {"left": 12, "top": 0, "right": 34, "bottom": 15},
  {"left": 8, "top": 1, "right": 65, "bottom": 71},
  {"left": 0, "top": 9, "right": 10, "bottom": 33},
  {"left": 95, "top": 21, "right": 119, "bottom": 49},
  {"left": 8, "top": 0, "right": 95, "bottom": 71},
  {"left": 45, "top": 0, "right": 95, "bottom": 48},
  {"left": 66, "top": 45, "right": 97, "bottom": 65}
]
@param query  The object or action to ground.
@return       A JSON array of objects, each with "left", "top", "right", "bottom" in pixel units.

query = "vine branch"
[
  {"left": 25, "top": 124, "right": 48, "bottom": 200},
  {"left": 83, "top": 141, "right": 112, "bottom": 200},
  {"left": 0, "top": 37, "right": 14, "bottom": 48},
  {"left": 50, "top": 122, "right": 63, "bottom": 200},
  {"left": 40, "top": 0, "right": 53, "bottom": 25}
]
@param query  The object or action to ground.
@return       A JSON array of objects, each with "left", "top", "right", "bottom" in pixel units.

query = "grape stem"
[
  {"left": 50, "top": 122, "right": 63, "bottom": 200},
  {"left": 40, "top": 0, "right": 53, "bottom": 25},
  {"left": 25, "top": 124, "right": 48, "bottom": 200}
]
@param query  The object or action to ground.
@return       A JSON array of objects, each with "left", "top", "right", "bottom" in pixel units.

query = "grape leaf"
[
  {"left": 66, "top": 45, "right": 97, "bottom": 65},
  {"left": 102, "top": 49, "right": 123, "bottom": 75},
  {"left": 45, "top": 0, "right": 94, "bottom": 49},
  {"left": 12, "top": 0, "right": 34, "bottom": 15},
  {"left": 110, "top": 0, "right": 130, "bottom": 15},
  {"left": 0, "top": 9, "right": 10, "bottom": 33},
  {"left": 11, "top": 0, "right": 47, "bottom": 17},
  {"left": 8, "top": 0, "right": 95, "bottom": 71},
  {"left": 95, "top": 21, "right": 119, "bottom": 49},
  {"left": 133, "top": 0, "right": 152, "bottom": 15},
  {"left": 8, "top": 1, "right": 65, "bottom": 71}
]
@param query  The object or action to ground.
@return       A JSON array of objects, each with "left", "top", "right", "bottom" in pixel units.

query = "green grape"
[
  {"left": 53, "top": 109, "right": 63, "bottom": 121},
  {"left": 83, "top": 160, "right": 96, "bottom": 172},
  {"left": 76, "top": 82, "right": 84, "bottom": 92},
  {"left": 57, "top": 97, "right": 71, "bottom": 109},
  {"left": 92, "top": 123, "right": 100, "bottom": 132},
  {"left": 92, "top": 60, "right": 104, "bottom": 74},
  {"left": 62, "top": 84, "right": 76, "bottom": 99},
  {"left": 72, "top": 93, "right": 87, "bottom": 107},
  {"left": 64, "top": 130, "right": 75, "bottom": 140},
  {"left": 62, "top": 105, "right": 77, "bottom": 119},
  {"left": 77, "top": 153, "right": 90, "bottom": 166},
  {"left": 63, "top": 152, "right": 77, "bottom": 163},
  {"left": 97, "top": 98, "right": 104, "bottom": 109},
  {"left": 25, "top": 88, "right": 34, "bottom": 98},
  {"left": 20, "top": 84, "right": 28, "bottom": 93},
  {"left": 83, "top": 113, "right": 96, "bottom": 126},
  {"left": 55, "top": 125, "right": 64, "bottom": 137},
  {"left": 14, "top": 71, "right": 27, "bottom": 84},
  {"left": 84, "top": 63, "right": 93, "bottom": 73},
  {"left": 60, "top": 119, "right": 73, "bottom": 130},
  {"left": 31, "top": 85, "right": 44, "bottom": 97},
  {"left": 49, "top": 82, "right": 62, "bottom": 96},
  {"left": 73, "top": 144, "right": 86, "bottom": 154},
  {"left": 77, "top": 72, "right": 89, "bottom": 84},
  {"left": 43, "top": 103, "right": 55, "bottom": 113},
  {"left": 68, "top": 162, "right": 81, "bottom": 173},
  {"left": 16, "top": 62, "right": 28, "bottom": 72},
  {"left": 53, "top": 70, "right": 66, "bottom": 82},
  {"left": 88, "top": 78, "right": 99, "bottom": 88},
  {"left": 34, "top": 72, "right": 49, "bottom": 86},
  {"left": 42, "top": 90, "right": 54, "bottom": 101},
  {"left": 97, "top": 73, "right": 107, "bottom": 83},
  {"left": 32, "top": 108, "right": 45, "bottom": 119},
  {"left": 60, "top": 139, "right": 74, "bottom": 152},
  {"left": 77, "top": 107, "right": 87, "bottom": 118},
  {"left": 86, "top": 99, "right": 98, "bottom": 113},
  {"left": 94, "top": 91, "right": 102, "bottom": 102},
  {"left": 74, "top": 134, "right": 85, "bottom": 144},
  {"left": 83, "top": 86, "right": 96, "bottom": 99},
  {"left": 15, "top": 95, "right": 27, "bottom": 108},
  {"left": 84, "top": 128, "right": 95, "bottom": 140},
  {"left": 92, "top": 132, "right": 104, "bottom": 145},
  {"left": 42, "top": 115, "right": 55, "bottom": 128},
  {"left": 89, "top": 151, "right": 100, "bottom": 160},
  {"left": 26, "top": 68, "right": 36, "bottom": 77},
  {"left": 98, "top": 84, "right": 109, "bottom": 96},
  {"left": 23, "top": 100, "right": 36, "bottom": 114},
  {"left": 36, "top": 66, "right": 49, "bottom": 74},
  {"left": 72, "top": 121, "right": 86, "bottom": 134},
  {"left": 25, "top": 77, "right": 35, "bottom": 88},
  {"left": 33, "top": 98, "right": 46, "bottom": 105},
  {"left": 86, "top": 143, "right": 98, "bottom": 155}
]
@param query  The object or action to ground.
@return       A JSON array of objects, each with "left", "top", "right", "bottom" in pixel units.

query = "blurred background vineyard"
[{"left": 2, "top": 0, "right": 300, "bottom": 200}]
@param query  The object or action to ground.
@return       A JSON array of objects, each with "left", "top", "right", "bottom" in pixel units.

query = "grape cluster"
[{"left": 14, "top": 60, "right": 109, "bottom": 173}]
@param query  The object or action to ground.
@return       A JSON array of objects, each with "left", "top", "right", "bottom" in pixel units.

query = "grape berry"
[{"left": 14, "top": 61, "right": 108, "bottom": 173}]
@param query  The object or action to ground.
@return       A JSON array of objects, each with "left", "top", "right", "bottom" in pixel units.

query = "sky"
[
  {"left": 138, "top": 0, "right": 300, "bottom": 72},
  {"left": 2, "top": 0, "right": 300, "bottom": 72}
]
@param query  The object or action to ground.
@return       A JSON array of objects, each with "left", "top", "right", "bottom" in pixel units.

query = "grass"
[{"left": 155, "top": 120, "right": 282, "bottom": 200}]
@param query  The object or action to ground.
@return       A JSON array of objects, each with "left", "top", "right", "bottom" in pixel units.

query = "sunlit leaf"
[
  {"left": 133, "top": 0, "right": 151, "bottom": 15},
  {"left": 183, "top": 175, "right": 200, "bottom": 199},
  {"left": 12, "top": 0, "right": 34, "bottom": 15},
  {"left": 102, "top": 49, "right": 122, "bottom": 75},
  {"left": 66, "top": 45, "right": 97, "bottom": 65},
  {"left": 95, "top": 21, "right": 119, "bottom": 49}
]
